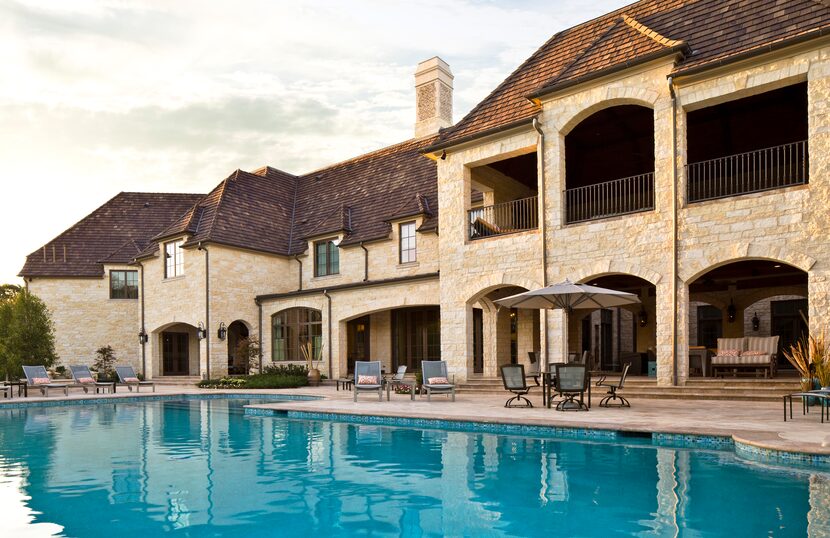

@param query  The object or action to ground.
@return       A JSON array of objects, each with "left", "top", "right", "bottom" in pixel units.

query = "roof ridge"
[
  {"left": 299, "top": 137, "right": 427, "bottom": 177},
  {"left": 543, "top": 18, "right": 623, "bottom": 89},
  {"left": 621, "top": 13, "right": 685, "bottom": 48}
]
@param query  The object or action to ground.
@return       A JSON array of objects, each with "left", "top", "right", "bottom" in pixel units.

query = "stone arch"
[
  {"left": 466, "top": 273, "right": 543, "bottom": 305},
  {"left": 569, "top": 260, "right": 663, "bottom": 287},
  {"left": 681, "top": 242, "right": 816, "bottom": 283},
  {"left": 557, "top": 89, "right": 659, "bottom": 136}
]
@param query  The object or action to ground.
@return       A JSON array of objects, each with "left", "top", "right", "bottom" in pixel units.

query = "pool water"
[{"left": 0, "top": 398, "right": 827, "bottom": 537}]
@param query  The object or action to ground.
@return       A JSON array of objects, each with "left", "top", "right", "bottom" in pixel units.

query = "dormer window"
[
  {"left": 314, "top": 239, "right": 339, "bottom": 277},
  {"left": 164, "top": 240, "right": 184, "bottom": 278}
]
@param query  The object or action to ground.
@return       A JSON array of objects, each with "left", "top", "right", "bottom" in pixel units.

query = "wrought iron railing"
[
  {"left": 686, "top": 140, "right": 808, "bottom": 203},
  {"left": 468, "top": 196, "right": 538, "bottom": 239},
  {"left": 564, "top": 172, "right": 655, "bottom": 224}
]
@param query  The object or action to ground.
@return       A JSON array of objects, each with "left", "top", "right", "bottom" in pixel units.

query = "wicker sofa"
[{"left": 711, "top": 336, "right": 780, "bottom": 378}]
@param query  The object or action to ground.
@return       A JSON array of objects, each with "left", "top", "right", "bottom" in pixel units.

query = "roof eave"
[
  {"left": 529, "top": 46, "right": 688, "bottom": 101},
  {"left": 421, "top": 116, "right": 538, "bottom": 155}
]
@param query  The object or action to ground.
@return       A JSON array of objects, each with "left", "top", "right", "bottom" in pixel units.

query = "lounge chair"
[
  {"left": 115, "top": 366, "right": 155, "bottom": 392},
  {"left": 597, "top": 362, "right": 631, "bottom": 408},
  {"left": 526, "top": 352, "right": 541, "bottom": 386},
  {"left": 353, "top": 361, "right": 384, "bottom": 401},
  {"left": 385, "top": 365, "right": 416, "bottom": 400},
  {"left": 421, "top": 360, "right": 455, "bottom": 401},
  {"left": 69, "top": 365, "right": 114, "bottom": 394},
  {"left": 500, "top": 364, "right": 532, "bottom": 408},
  {"left": 553, "top": 364, "right": 588, "bottom": 411},
  {"left": 22, "top": 365, "right": 69, "bottom": 397}
]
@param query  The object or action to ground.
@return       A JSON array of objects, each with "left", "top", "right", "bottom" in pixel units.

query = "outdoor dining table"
[{"left": 541, "top": 371, "right": 592, "bottom": 409}]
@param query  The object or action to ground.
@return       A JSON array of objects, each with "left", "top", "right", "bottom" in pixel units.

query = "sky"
[{"left": 0, "top": 0, "right": 630, "bottom": 284}]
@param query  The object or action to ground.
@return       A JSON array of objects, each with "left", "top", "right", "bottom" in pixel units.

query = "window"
[
  {"left": 271, "top": 308, "right": 323, "bottom": 362},
  {"left": 399, "top": 221, "right": 417, "bottom": 263},
  {"left": 110, "top": 270, "right": 138, "bottom": 299},
  {"left": 314, "top": 240, "right": 339, "bottom": 277},
  {"left": 164, "top": 240, "right": 184, "bottom": 278}
]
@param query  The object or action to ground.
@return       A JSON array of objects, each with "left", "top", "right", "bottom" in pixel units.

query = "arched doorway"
[
  {"left": 227, "top": 320, "right": 250, "bottom": 375},
  {"left": 152, "top": 322, "right": 200, "bottom": 377},
  {"left": 574, "top": 274, "right": 656, "bottom": 374},
  {"left": 688, "top": 260, "right": 808, "bottom": 375}
]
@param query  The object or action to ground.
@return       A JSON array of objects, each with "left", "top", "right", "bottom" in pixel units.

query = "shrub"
[
  {"left": 261, "top": 363, "right": 308, "bottom": 377},
  {"left": 197, "top": 373, "right": 309, "bottom": 390},
  {"left": 236, "top": 336, "right": 261, "bottom": 374},
  {"left": 0, "top": 289, "right": 58, "bottom": 380},
  {"left": 92, "top": 346, "right": 117, "bottom": 381}
]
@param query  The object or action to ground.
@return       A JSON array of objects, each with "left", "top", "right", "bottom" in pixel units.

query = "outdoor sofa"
[{"left": 711, "top": 336, "right": 779, "bottom": 378}]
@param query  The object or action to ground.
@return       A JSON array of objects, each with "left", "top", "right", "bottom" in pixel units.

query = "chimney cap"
[{"left": 415, "top": 56, "right": 453, "bottom": 88}]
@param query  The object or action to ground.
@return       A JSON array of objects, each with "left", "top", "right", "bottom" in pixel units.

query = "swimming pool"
[{"left": 1, "top": 397, "right": 827, "bottom": 537}]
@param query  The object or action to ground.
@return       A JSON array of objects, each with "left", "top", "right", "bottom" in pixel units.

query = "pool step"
[{"left": 457, "top": 376, "right": 801, "bottom": 401}]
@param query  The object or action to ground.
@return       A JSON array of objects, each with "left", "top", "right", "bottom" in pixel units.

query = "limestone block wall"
[{"left": 27, "top": 265, "right": 141, "bottom": 372}]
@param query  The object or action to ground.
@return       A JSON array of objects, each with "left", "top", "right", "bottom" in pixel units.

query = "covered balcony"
[
  {"left": 686, "top": 82, "right": 808, "bottom": 203},
  {"left": 468, "top": 152, "right": 539, "bottom": 240},
  {"left": 564, "top": 105, "right": 655, "bottom": 224}
]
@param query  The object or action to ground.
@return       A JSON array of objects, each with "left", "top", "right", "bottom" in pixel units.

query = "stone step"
[{"left": 152, "top": 376, "right": 202, "bottom": 385}]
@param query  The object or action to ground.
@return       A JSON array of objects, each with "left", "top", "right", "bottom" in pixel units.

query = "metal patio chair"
[
  {"left": 353, "top": 361, "right": 384, "bottom": 402},
  {"left": 597, "top": 362, "right": 631, "bottom": 408},
  {"left": 553, "top": 364, "right": 588, "bottom": 411},
  {"left": 500, "top": 364, "right": 533, "bottom": 408},
  {"left": 421, "top": 361, "right": 456, "bottom": 401}
]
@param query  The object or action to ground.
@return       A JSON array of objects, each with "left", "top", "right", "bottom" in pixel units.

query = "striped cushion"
[{"left": 712, "top": 354, "right": 771, "bottom": 365}]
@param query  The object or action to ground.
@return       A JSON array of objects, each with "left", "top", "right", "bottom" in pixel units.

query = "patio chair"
[
  {"left": 500, "top": 364, "right": 533, "bottom": 408},
  {"left": 385, "top": 365, "right": 416, "bottom": 401},
  {"left": 526, "top": 352, "right": 541, "bottom": 386},
  {"left": 421, "top": 361, "right": 456, "bottom": 401},
  {"left": 115, "top": 366, "right": 155, "bottom": 392},
  {"left": 22, "top": 365, "right": 69, "bottom": 397},
  {"left": 353, "top": 361, "right": 384, "bottom": 402},
  {"left": 69, "top": 365, "right": 114, "bottom": 394},
  {"left": 553, "top": 364, "right": 588, "bottom": 411},
  {"left": 597, "top": 362, "right": 631, "bottom": 408},
  {"left": 1, "top": 384, "right": 9, "bottom": 399}
]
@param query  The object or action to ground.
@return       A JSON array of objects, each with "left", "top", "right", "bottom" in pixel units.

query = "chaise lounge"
[
  {"left": 353, "top": 361, "right": 384, "bottom": 401},
  {"left": 22, "top": 365, "right": 69, "bottom": 397},
  {"left": 420, "top": 360, "right": 455, "bottom": 401},
  {"left": 115, "top": 366, "right": 155, "bottom": 392},
  {"left": 70, "top": 365, "right": 115, "bottom": 394}
]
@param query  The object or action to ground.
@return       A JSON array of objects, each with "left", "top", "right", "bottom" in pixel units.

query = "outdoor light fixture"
[
  {"left": 727, "top": 300, "right": 737, "bottom": 323},
  {"left": 138, "top": 329, "right": 148, "bottom": 345},
  {"left": 638, "top": 308, "right": 648, "bottom": 327},
  {"left": 197, "top": 322, "right": 207, "bottom": 340},
  {"left": 752, "top": 312, "right": 760, "bottom": 331},
  {"left": 217, "top": 322, "right": 227, "bottom": 341}
]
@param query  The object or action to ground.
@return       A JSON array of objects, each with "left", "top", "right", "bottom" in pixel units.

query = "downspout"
[
  {"left": 360, "top": 242, "right": 369, "bottom": 281},
  {"left": 323, "top": 290, "right": 333, "bottom": 379},
  {"left": 533, "top": 117, "right": 550, "bottom": 369},
  {"left": 199, "top": 243, "right": 211, "bottom": 380},
  {"left": 138, "top": 260, "right": 146, "bottom": 378},
  {"left": 256, "top": 298, "right": 263, "bottom": 369},
  {"left": 668, "top": 76, "right": 679, "bottom": 387},
  {"left": 294, "top": 255, "right": 303, "bottom": 291}
]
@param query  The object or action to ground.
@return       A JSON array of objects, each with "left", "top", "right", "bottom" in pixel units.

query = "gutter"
[
  {"left": 323, "top": 290, "right": 333, "bottom": 380},
  {"left": 138, "top": 260, "right": 146, "bottom": 378},
  {"left": 294, "top": 255, "right": 303, "bottom": 291},
  {"left": 256, "top": 297, "right": 263, "bottom": 369},
  {"left": 532, "top": 118, "right": 550, "bottom": 369},
  {"left": 199, "top": 242, "right": 211, "bottom": 380},
  {"left": 256, "top": 272, "right": 440, "bottom": 302},
  {"left": 668, "top": 76, "right": 679, "bottom": 387}
]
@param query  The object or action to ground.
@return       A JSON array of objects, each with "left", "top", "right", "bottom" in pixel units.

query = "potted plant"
[
  {"left": 300, "top": 339, "right": 323, "bottom": 386},
  {"left": 810, "top": 332, "right": 830, "bottom": 389},
  {"left": 92, "top": 345, "right": 117, "bottom": 382},
  {"left": 783, "top": 333, "right": 827, "bottom": 392}
]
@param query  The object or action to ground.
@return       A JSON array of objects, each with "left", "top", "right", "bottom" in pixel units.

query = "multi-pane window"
[
  {"left": 272, "top": 308, "right": 323, "bottom": 362},
  {"left": 399, "top": 221, "right": 417, "bottom": 263},
  {"left": 314, "top": 240, "right": 339, "bottom": 277},
  {"left": 110, "top": 270, "right": 138, "bottom": 299},
  {"left": 164, "top": 240, "right": 184, "bottom": 278}
]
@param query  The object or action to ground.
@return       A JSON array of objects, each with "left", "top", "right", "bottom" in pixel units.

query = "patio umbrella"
[{"left": 494, "top": 279, "right": 640, "bottom": 311}]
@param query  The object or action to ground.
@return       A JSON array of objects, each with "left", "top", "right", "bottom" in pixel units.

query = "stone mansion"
[{"left": 20, "top": 0, "right": 830, "bottom": 386}]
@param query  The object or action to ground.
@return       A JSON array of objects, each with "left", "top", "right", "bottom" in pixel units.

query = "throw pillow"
[
  {"left": 718, "top": 349, "right": 740, "bottom": 357},
  {"left": 428, "top": 376, "right": 449, "bottom": 384},
  {"left": 741, "top": 350, "right": 766, "bottom": 356},
  {"left": 357, "top": 375, "right": 378, "bottom": 385},
  {"left": 78, "top": 377, "right": 95, "bottom": 383},
  {"left": 32, "top": 377, "right": 51, "bottom": 385},
  {"left": 124, "top": 377, "right": 140, "bottom": 383}
]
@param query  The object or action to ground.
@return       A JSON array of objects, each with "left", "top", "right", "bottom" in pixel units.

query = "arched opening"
[
  {"left": 468, "top": 285, "right": 540, "bottom": 378},
  {"left": 152, "top": 322, "right": 200, "bottom": 377},
  {"left": 689, "top": 260, "right": 808, "bottom": 376},
  {"left": 564, "top": 104, "right": 655, "bottom": 223},
  {"left": 226, "top": 320, "right": 250, "bottom": 375},
  {"left": 271, "top": 308, "right": 322, "bottom": 363},
  {"left": 573, "top": 274, "right": 656, "bottom": 375}
]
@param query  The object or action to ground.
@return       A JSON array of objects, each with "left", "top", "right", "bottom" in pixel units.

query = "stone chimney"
[{"left": 414, "top": 57, "right": 453, "bottom": 139}]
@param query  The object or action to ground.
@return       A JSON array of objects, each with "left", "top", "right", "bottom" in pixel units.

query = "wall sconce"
[
  {"left": 197, "top": 322, "right": 207, "bottom": 340},
  {"left": 638, "top": 308, "right": 648, "bottom": 327},
  {"left": 727, "top": 300, "right": 737, "bottom": 323},
  {"left": 752, "top": 312, "right": 760, "bottom": 332},
  {"left": 217, "top": 322, "right": 227, "bottom": 341},
  {"left": 138, "top": 329, "right": 148, "bottom": 345}
]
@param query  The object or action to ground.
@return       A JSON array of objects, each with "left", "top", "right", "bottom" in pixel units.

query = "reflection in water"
[{"left": 0, "top": 399, "right": 826, "bottom": 537}]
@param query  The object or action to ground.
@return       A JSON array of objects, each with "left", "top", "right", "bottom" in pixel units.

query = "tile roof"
[
  {"left": 428, "top": 0, "right": 830, "bottom": 151},
  {"left": 20, "top": 192, "right": 204, "bottom": 277}
]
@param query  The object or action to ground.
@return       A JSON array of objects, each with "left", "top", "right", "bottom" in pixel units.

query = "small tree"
[
  {"left": 236, "top": 336, "right": 261, "bottom": 375},
  {"left": 0, "top": 284, "right": 21, "bottom": 302},
  {"left": 0, "top": 290, "right": 58, "bottom": 380},
  {"left": 92, "top": 345, "right": 117, "bottom": 381}
]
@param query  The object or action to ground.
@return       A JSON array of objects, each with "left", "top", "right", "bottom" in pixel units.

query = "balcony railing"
[
  {"left": 564, "top": 172, "right": 655, "bottom": 224},
  {"left": 468, "top": 196, "right": 538, "bottom": 240},
  {"left": 687, "top": 140, "right": 808, "bottom": 203}
]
